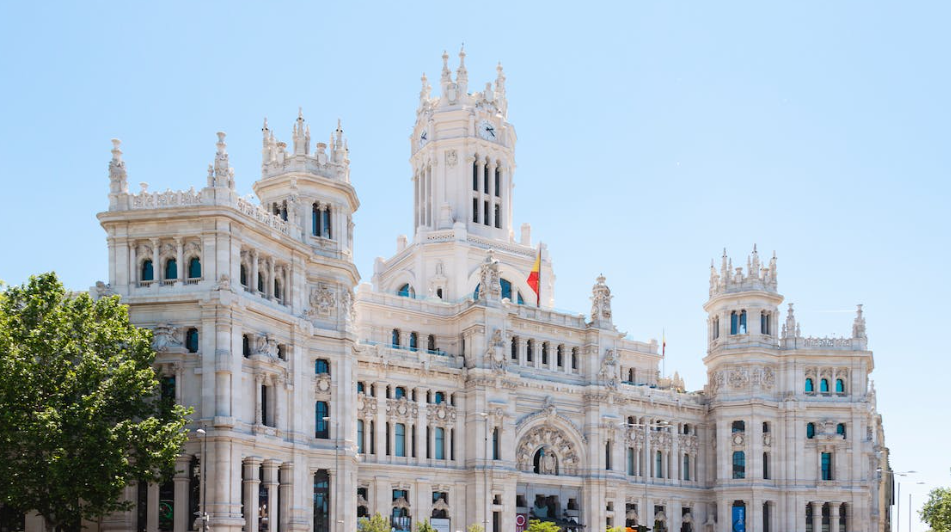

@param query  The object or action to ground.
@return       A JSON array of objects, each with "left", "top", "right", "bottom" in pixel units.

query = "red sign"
[{"left": 515, "top": 514, "right": 527, "bottom": 532}]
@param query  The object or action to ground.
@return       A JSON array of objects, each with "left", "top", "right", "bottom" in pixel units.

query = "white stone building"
[{"left": 84, "top": 50, "right": 890, "bottom": 532}]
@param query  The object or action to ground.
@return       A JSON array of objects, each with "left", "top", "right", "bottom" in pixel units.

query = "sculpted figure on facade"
[
  {"left": 308, "top": 284, "right": 336, "bottom": 318},
  {"left": 598, "top": 349, "right": 620, "bottom": 389},
  {"left": 152, "top": 324, "right": 183, "bottom": 352},
  {"left": 108, "top": 139, "right": 128, "bottom": 194},
  {"left": 589, "top": 274, "right": 612, "bottom": 326},
  {"left": 478, "top": 250, "right": 501, "bottom": 302}
]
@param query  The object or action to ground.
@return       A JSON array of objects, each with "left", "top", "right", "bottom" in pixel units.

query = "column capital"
[{"left": 244, "top": 456, "right": 264, "bottom": 467}]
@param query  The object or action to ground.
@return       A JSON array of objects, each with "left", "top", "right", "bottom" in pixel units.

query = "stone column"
[
  {"left": 147, "top": 483, "right": 159, "bottom": 532},
  {"left": 244, "top": 458, "right": 262, "bottom": 532},
  {"left": 487, "top": 161, "right": 497, "bottom": 227},
  {"left": 275, "top": 376, "right": 285, "bottom": 433},
  {"left": 130, "top": 242, "right": 138, "bottom": 286},
  {"left": 263, "top": 461, "right": 281, "bottom": 532},
  {"left": 417, "top": 390, "right": 428, "bottom": 462},
  {"left": 267, "top": 259, "right": 275, "bottom": 299},
  {"left": 669, "top": 500, "right": 682, "bottom": 532},
  {"left": 174, "top": 456, "right": 192, "bottom": 532},
  {"left": 250, "top": 251, "right": 259, "bottom": 294},
  {"left": 175, "top": 238, "right": 184, "bottom": 286},
  {"left": 279, "top": 463, "right": 294, "bottom": 532},
  {"left": 151, "top": 238, "right": 160, "bottom": 287},
  {"left": 374, "top": 385, "right": 386, "bottom": 459},
  {"left": 811, "top": 501, "right": 823, "bottom": 532},
  {"left": 717, "top": 499, "right": 729, "bottom": 532},
  {"left": 254, "top": 374, "right": 264, "bottom": 426},
  {"left": 830, "top": 502, "right": 839, "bottom": 532}
]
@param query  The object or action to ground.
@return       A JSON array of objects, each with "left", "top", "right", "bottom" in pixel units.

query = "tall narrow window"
[
  {"left": 315, "top": 402, "right": 329, "bottom": 439},
  {"left": 655, "top": 451, "right": 663, "bottom": 478},
  {"left": 483, "top": 201, "right": 489, "bottom": 226},
  {"left": 395, "top": 423, "right": 406, "bottom": 457},
  {"left": 472, "top": 161, "right": 479, "bottom": 191},
  {"left": 605, "top": 441, "right": 612, "bottom": 470},
  {"left": 472, "top": 198, "right": 479, "bottom": 223},
  {"left": 427, "top": 335, "right": 436, "bottom": 353},
  {"left": 571, "top": 348, "right": 578, "bottom": 370},
  {"left": 627, "top": 448, "right": 635, "bottom": 475},
  {"left": 239, "top": 264, "right": 248, "bottom": 286},
  {"left": 164, "top": 259, "right": 177, "bottom": 281},
  {"left": 732, "top": 451, "right": 746, "bottom": 479},
  {"left": 188, "top": 257, "right": 201, "bottom": 279},
  {"left": 739, "top": 310, "right": 747, "bottom": 334},
  {"left": 683, "top": 454, "right": 691, "bottom": 481},
  {"left": 526, "top": 340, "right": 534, "bottom": 362},
  {"left": 433, "top": 391, "right": 445, "bottom": 404},
  {"left": 435, "top": 427, "right": 445, "bottom": 459},
  {"left": 541, "top": 342, "right": 549, "bottom": 365},
  {"left": 185, "top": 328, "right": 199, "bottom": 353},
  {"left": 836, "top": 423, "right": 846, "bottom": 438},
  {"left": 483, "top": 168, "right": 489, "bottom": 196},
  {"left": 763, "top": 502, "right": 771, "bottom": 532},
  {"left": 315, "top": 359, "right": 330, "bottom": 375},
  {"left": 731, "top": 502, "right": 746, "bottom": 532},
  {"left": 492, "top": 428, "right": 500, "bottom": 460},
  {"left": 805, "top": 378, "right": 815, "bottom": 393},
  {"left": 369, "top": 421, "right": 376, "bottom": 454},
  {"left": 557, "top": 345, "right": 564, "bottom": 367},
  {"left": 500, "top": 278, "right": 512, "bottom": 300},
  {"left": 763, "top": 452, "right": 770, "bottom": 480},
  {"left": 312, "top": 204, "right": 320, "bottom": 236},
  {"left": 242, "top": 335, "right": 251, "bottom": 358},
  {"left": 409, "top": 332, "right": 418, "bottom": 352},
  {"left": 835, "top": 379, "right": 845, "bottom": 394},
  {"left": 821, "top": 452, "right": 833, "bottom": 480},
  {"left": 321, "top": 207, "right": 332, "bottom": 239},
  {"left": 261, "top": 385, "right": 269, "bottom": 426},
  {"left": 511, "top": 336, "right": 518, "bottom": 361},
  {"left": 494, "top": 204, "right": 500, "bottom": 228},
  {"left": 761, "top": 311, "right": 770, "bottom": 335},
  {"left": 391, "top": 329, "right": 401, "bottom": 348},
  {"left": 357, "top": 419, "right": 365, "bottom": 453},
  {"left": 313, "top": 471, "right": 330, "bottom": 532},
  {"left": 257, "top": 272, "right": 265, "bottom": 293},
  {"left": 730, "top": 311, "right": 738, "bottom": 335},
  {"left": 806, "top": 422, "right": 816, "bottom": 439},
  {"left": 494, "top": 167, "right": 501, "bottom": 197},
  {"left": 820, "top": 379, "right": 830, "bottom": 393}
]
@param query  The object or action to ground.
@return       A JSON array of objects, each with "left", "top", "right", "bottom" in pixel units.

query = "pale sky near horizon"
[{"left": 1, "top": 2, "right": 949, "bottom": 530}]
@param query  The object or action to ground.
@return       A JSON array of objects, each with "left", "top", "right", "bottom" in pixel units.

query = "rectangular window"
[
  {"left": 412, "top": 425, "right": 417, "bottom": 458},
  {"left": 395, "top": 423, "right": 406, "bottom": 457},
  {"left": 494, "top": 204, "right": 501, "bottom": 228},
  {"left": 385, "top": 422, "right": 391, "bottom": 456},
  {"left": 732, "top": 451, "right": 746, "bottom": 479},
  {"left": 472, "top": 198, "right": 478, "bottom": 223},
  {"left": 763, "top": 502, "right": 771, "bottom": 532},
  {"left": 493, "top": 512, "right": 501, "bottom": 532},
  {"left": 821, "top": 452, "right": 833, "bottom": 481},
  {"left": 426, "top": 427, "right": 431, "bottom": 458},
  {"left": 357, "top": 420, "right": 364, "bottom": 454},
  {"left": 484, "top": 201, "right": 489, "bottom": 226},
  {"left": 627, "top": 448, "right": 635, "bottom": 475},
  {"left": 435, "top": 427, "right": 445, "bottom": 460},
  {"left": 763, "top": 452, "right": 770, "bottom": 480},
  {"left": 495, "top": 169, "right": 501, "bottom": 197},
  {"left": 605, "top": 441, "right": 612, "bottom": 470},
  {"left": 683, "top": 454, "right": 690, "bottom": 481},
  {"left": 473, "top": 164, "right": 479, "bottom": 191},
  {"left": 492, "top": 428, "right": 500, "bottom": 460}
]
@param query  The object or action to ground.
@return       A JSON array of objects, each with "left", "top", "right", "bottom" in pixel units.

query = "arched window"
[
  {"left": 164, "top": 259, "right": 177, "bottom": 281},
  {"left": 472, "top": 159, "right": 479, "bottom": 191},
  {"left": 397, "top": 284, "right": 414, "bottom": 298},
  {"left": 541, "top": 342, "right": 549, "bottom": 365},
  {"left": 510, "top": 336, "right": 518, "bottom": 361},
  {"left": 761, "top": 311, "right": 771, "bottom": 335},
  {"left": 605, "top": 441, "right": 612, "bottom": 471},
  {"left": 836, "top": 423, "right": 846, "bottom": 437},
  {"left": 391, "top": 329, "right": 401, "bottom": 348},
  {"left": 312, "top": 203, "right": 320, "bottom": 236},
  {"left": 732, "top": 420, "right": 746, "bottom": 433},
  {"left": 409, "top": 332, "right": 418, "bottom": 352},
  {"left": 763, "top": 452, "right": 770, "bottom": 480},
  {"left": 655, "top": 451, "right": 663, "bottom": 478},
  {"left": 835, "top": 379, "right": 845, "bottom": 394},
  {"left": 820, "top": 379, "right": 830, "bottom": 393},
  {"left": 315, "top": 401, "right": 329, "bottom": 439},
  {"left": 500, "top": 278, "right": 513, "bottom": 300},
  {"left": 427, "top": 335, "right": 436, "bottom": 353},
  {"left": 239, "top": 264, "right": 248, "bottom": 286},
  {"left": 141, "top": 260, "right": 154, "bottom": 282},
  {"left": 557, "top": 345, "right": 564, "bottom": 367},
  {"left": 683, "top": 424, "right": 691, "bottom": 435},
  {"left": 494, "top": 166, "right": 501, "bottom": 197},
  {"left": 571, "top": 347, "right": 578, "bottom": 370},
  {"left": 315, "top": 359, "right": 330, "bottom": 375},
  {"left": 806, "top": 422, "right": 815, "bottom": 439},
  {"left": 395, "top": 423, "right": 406, "bottom": 457},
  {"left": 185, "top": 328, "right": 199, "bottom": 353},
  {"left": 732, "top": 451, "right": 746, "bottom": 479},
  {"left": 242, "top": 334, "right": 251, "bottom": 358},
  {"left": 433, "top": 391, "right": 445, "bottom": 405},
  {"left": 188, "top": 257, "right": 201, "bottom": 279},
  {"left": 526, "top": 339, "right": 534, "bottom": 362},
  {"left": 805, "top": 378, "right": 814, "bottom": 393},
  {"left": 434, "top": 427, "right": 445, "bottom": 459},
  {"left": 394, "top": 387, "right": 406, "bottom": 400}
]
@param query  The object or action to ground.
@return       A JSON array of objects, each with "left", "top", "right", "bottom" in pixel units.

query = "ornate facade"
[{"left": 81, "top": 51, "right": 890, "bottom": 532}]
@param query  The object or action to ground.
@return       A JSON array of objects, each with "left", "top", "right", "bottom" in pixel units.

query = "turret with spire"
[{"left": 107, "top": 139, "right": 129, "bottom": 210}]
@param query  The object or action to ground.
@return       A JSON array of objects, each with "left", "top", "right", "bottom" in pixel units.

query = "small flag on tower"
[
  {"left": 662, "top": 329, "right": 666, "bottom": 357},
  {"left": 527, "top": 248, "right": 541, "bottom": 306}
]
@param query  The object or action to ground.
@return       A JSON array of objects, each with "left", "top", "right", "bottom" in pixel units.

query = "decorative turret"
[
  {"left": 212, "top": 132, "right": 235, "bottom": 190},
  {"left": 709, "top": 244, "right": 778, "bottom": 297},
  {"left": 782, "top": 303, "right": 797, "bottom": 339},
  {"left": 704, "top": 245, "right": 784, "bottom": 348},
  {"left": 259, "top": 111, "right": 351, "bottom": 183},
  {"left": 455, "top": 46, "right": 468, "bottom": 95},
  {"left": 589, "top": 275, "right": 613, "bottom": 329},
  {"left": 107, "top": 139, "right": 128, "bottom": 211},
  {"left": 852, "top": 304, "right": 867, "bottom": 339}
]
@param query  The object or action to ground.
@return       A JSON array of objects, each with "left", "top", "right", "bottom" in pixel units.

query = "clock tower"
[
  {"left": 370, "top": 49, "right": 553, "bottom": 306},
  {"left": 410, "top": 48, "right": 516, "bottom": 240}
]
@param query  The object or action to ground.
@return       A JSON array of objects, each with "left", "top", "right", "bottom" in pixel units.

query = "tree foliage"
[
  {"left": 0, "top": 273, "right": 191, "bottom": 531},
  {"left": 359, "top": 513, "right": 392, "bottom": 532},
  {"left": 526, "top": 519, "right": 561, "bottom": 532},
  {"left": 921, "top": 487, "right": 951, "bottom": 532},
  {"left": 468, "top": 524, "right": 484, "bottom": 532},
  {"left": 417, "top": 520, "right": 436, "bottom": 532}
]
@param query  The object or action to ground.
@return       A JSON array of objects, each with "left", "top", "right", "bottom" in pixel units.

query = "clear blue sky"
[{"left": 1, "top": 2, "right": 948, "bottom": 529}]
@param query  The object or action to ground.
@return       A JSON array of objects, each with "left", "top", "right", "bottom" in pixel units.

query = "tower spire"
[
  {"left": 108, "top": 138, "right": 128, "bottom": 195},
  {"left": 455, "top": 45, "right": 468, "bottom": 95}
]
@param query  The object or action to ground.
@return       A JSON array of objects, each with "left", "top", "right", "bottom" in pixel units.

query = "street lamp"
[
  {"left": 478, "top": 412, "right": 490, "bottom": 532},
  {"left": 196, "top": 428, "right": 210, "bottom": 532},
  {"left": 324, "top": 416, "right": 339, "bottom": 532},
  {"left": 911, "top": 482, "right": 927, "bottom": 532}
]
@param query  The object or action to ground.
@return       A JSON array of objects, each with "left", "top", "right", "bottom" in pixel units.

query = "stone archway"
[{"left": 516, "top": 425, "right": 582, "bottom": 476}]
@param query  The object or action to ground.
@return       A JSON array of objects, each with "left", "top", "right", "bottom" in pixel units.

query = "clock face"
[
  {"left": 418, "top": 130, "right": 428, "bottom": 147},
  {"left": 479, "top": 120, "right": 497, "bottom": 141}
]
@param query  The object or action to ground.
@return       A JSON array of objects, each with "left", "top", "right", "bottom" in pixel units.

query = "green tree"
[
  {"left": 417, "top": 520, "right": 436, "bottom": 532},
  {"left": 0, "top": 273, "right": 191, "bottom": 532},
  {"left": 921, "top": 487, "right": 951, "bottom": 532},
  {"left": 359, "top": 513, "right": 392, "bottom": 532},
  {"left": 526, "top": 519, "right": 561, "bottom": 532},
  {"left": 468, "top": 524, "right": 485, "bottom": 532},
  {"left": 607, "top": 526, "right": 626, "bottom": 532}
]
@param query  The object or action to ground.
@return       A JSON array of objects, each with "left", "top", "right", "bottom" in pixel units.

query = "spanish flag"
[{"left": 527, "top": 248, "right": 541, "bottom": 306}]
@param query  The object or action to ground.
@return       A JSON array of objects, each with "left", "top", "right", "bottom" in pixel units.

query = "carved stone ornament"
[
  {"left": 215, "top": 274, "right": 231, "bottom": 290},
  {"left": 152, "top": 324, "right": 184, "bottom": 352},
  {"left": 445, "top": 150, "right": 458, "bottom": 167},
  {"left": 732, "top": 433, "right": 745, "bottom": 446},
  {"left": 94, "top": 281, "right": 115, "bottom": 300},
  {"left": 356, "top": 394, "right": 377, "bottom": 416},
  {"left": 516, "top": 425, "right": 580, "bottom": 476},
  {"left": 598, "top": 349, "right": 620, "bottom": 389},
  {"left": 478, "top": 250, "right": 502, "bottom": 301},
  {"left": 728, "top": 367, "right": 750, "bottom": 389},
  {"left": 315, "top": 374, "right": 332, "bottom": 395},
  {"left": 763, "top": 433, "right": 772, "bottom": 447},
  {"left": 426, "top": 403, "right": 457, "bottom": 426},
  {"left": 308, "top": 284, "right": 336, "bottom": 318},
  {"left": 386, "top": 398, "right": 418, "bottom": 420}
]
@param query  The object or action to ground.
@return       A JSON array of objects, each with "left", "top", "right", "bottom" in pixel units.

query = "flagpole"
[{"left": 662, "top": 328, "right": 666, "bottom": 382}]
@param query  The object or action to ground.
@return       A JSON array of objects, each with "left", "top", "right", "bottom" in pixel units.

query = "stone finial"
[
  {"left": 590, "top": 274, "right": 613, "bottom": 328},
  {"left": 213, "top": 132, "right": 233, "bottom": 189},
  {"left": 420, "top": 73, "right": 431, "bottom": 102},
  {"left": 852, "top": 304, "right": 867, "bottom": 339},
  {"left": 108, "top": 138, "right": 128, "bottom": 194},
  {"left": 456, "top": 45, "right": 468, "bottom": 93},
  {"left": 293, "top": 108, "right": 308, "bottom": 156},
  {"left": 441, "top": 50, "right": 450, "bottom": 81}
]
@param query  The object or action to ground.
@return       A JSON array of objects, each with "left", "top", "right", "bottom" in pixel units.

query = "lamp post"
[
  {"left": 323, "top": 416, "right": 339, "bottom": 532},
  {"left": 911, "top": 482, "right": 926, "bottom": 532},
  {"left": 478, "top": 412, "right": 490, "bottom": 532},
  {"left": 196, "top": 428, "right": 210, "bottom": 532}
]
